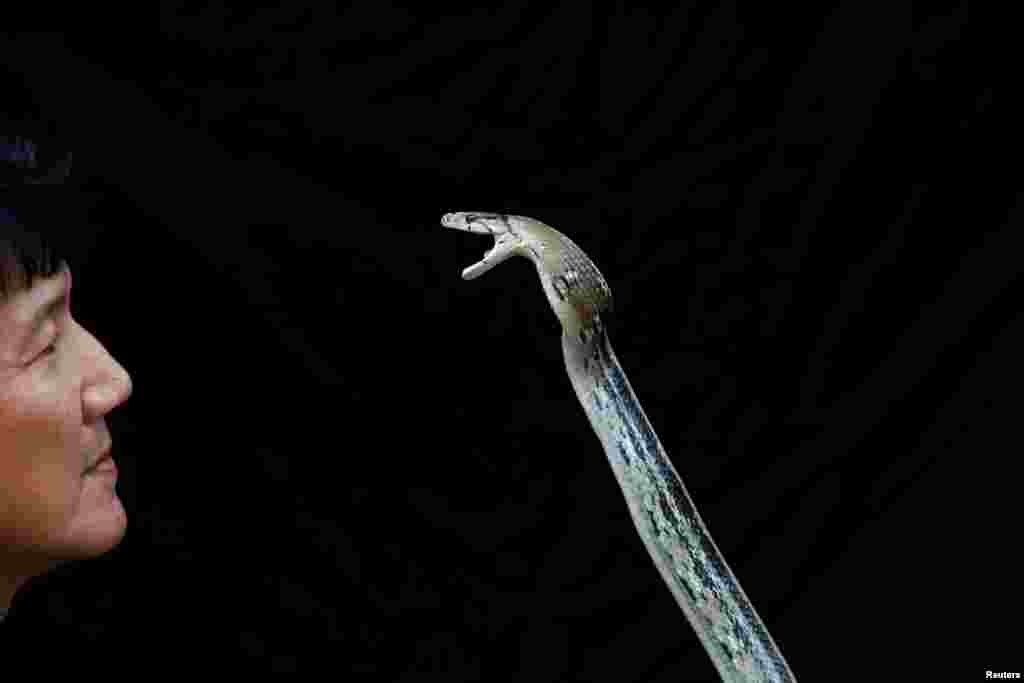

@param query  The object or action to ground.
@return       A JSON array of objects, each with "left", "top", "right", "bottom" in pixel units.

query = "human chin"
[{"left": 57, "top": 470, "right": 127, "bottom": 559}]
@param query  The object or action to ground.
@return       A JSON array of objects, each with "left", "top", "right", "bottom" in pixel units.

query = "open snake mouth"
[{"left": 460, "top": 232, "right": 521, "bottom": 280}]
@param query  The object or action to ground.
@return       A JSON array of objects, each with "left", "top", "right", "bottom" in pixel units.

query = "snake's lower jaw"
[
  {"left": 460, "top": 235, "right": 523, "bottom": 280},
  {"left": 463, "top": 258, "right": 505, "bottom": 280},
  {"left": 461, "top": 260, "right": 490, "bottom": 280}
]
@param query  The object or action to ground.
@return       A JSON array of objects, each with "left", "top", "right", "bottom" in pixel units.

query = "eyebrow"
[{"left": 22, "top": 276, "right": 70, "bottom": 344}]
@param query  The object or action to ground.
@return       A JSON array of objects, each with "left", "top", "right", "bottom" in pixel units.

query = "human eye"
[{"left": 34, "top": 334, "right": 60, "bottom": 363}]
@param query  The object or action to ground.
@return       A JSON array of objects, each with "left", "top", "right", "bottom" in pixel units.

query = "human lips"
[{"left": 84, "top": 445, "right": 115, "bottom": 475}]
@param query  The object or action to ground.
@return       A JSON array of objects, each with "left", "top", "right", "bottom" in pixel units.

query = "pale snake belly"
[{"left": 442, "top": 212, "right": 797, "bottom": 683}]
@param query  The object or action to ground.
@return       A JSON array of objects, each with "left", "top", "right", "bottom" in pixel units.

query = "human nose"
[{"left": 79, "top": 325, "right": 133, "bottom": 419}]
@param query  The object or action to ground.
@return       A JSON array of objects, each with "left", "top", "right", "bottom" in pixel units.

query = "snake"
[{"left": 441, "top": 212, "right": 797, "bottom": 683}]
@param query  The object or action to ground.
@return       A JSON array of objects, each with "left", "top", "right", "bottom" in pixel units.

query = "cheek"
[
  {"left": 0, "top": 460, "right": 82, "bottom": 547},
  {"left": 0, "top": 397, "right": 83, "bottom": 546}
]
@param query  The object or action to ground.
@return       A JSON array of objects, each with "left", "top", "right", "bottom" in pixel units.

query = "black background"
[{"left": 1, "top": 7, "right": 1017, "bottom": 680}]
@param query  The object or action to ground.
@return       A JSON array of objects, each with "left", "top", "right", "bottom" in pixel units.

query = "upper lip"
[{"left": 87, "top": 444, "right": 112, "bottom": 471}]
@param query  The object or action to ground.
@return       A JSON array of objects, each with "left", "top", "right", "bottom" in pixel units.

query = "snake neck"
[{"left": 525, "top": 236, "right": 612, "bottom": 342}]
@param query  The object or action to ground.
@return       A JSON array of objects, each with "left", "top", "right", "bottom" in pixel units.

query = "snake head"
[
  {"left": 442, "top": 211, "right": 613, "bottom": 337},
  {"left": 440, "top": 212, "right": 524, "bottom": 280}
]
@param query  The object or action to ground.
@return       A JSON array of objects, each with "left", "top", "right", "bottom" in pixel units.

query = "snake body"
[{"left": 442, "top": 212, "right": 797, "bottom": 683}]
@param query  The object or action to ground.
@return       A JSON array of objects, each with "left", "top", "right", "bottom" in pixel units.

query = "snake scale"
[{"left": 442, "top": 212, "right": 797, "bottom": 683}]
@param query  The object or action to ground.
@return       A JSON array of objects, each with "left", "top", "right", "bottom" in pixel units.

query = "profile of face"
[{"left": 0, "top": 263, "right": 132, "bottom": 604}]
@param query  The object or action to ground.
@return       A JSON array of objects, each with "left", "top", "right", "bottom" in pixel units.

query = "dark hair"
[
  {"left": 1, "top": 209, "right": 67, "bottom": 300},
  {"left": 1, "top": 135, "right": 71, "bottom": 300}
]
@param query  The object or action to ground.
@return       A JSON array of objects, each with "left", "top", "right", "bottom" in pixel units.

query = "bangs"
[{"left": 0, "top": 206, "right": 67, "bottom": 299}]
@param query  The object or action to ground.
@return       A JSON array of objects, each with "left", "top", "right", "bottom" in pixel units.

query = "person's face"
[{"left": 0, "top": 263, "right": 132, "bottom": 588}]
